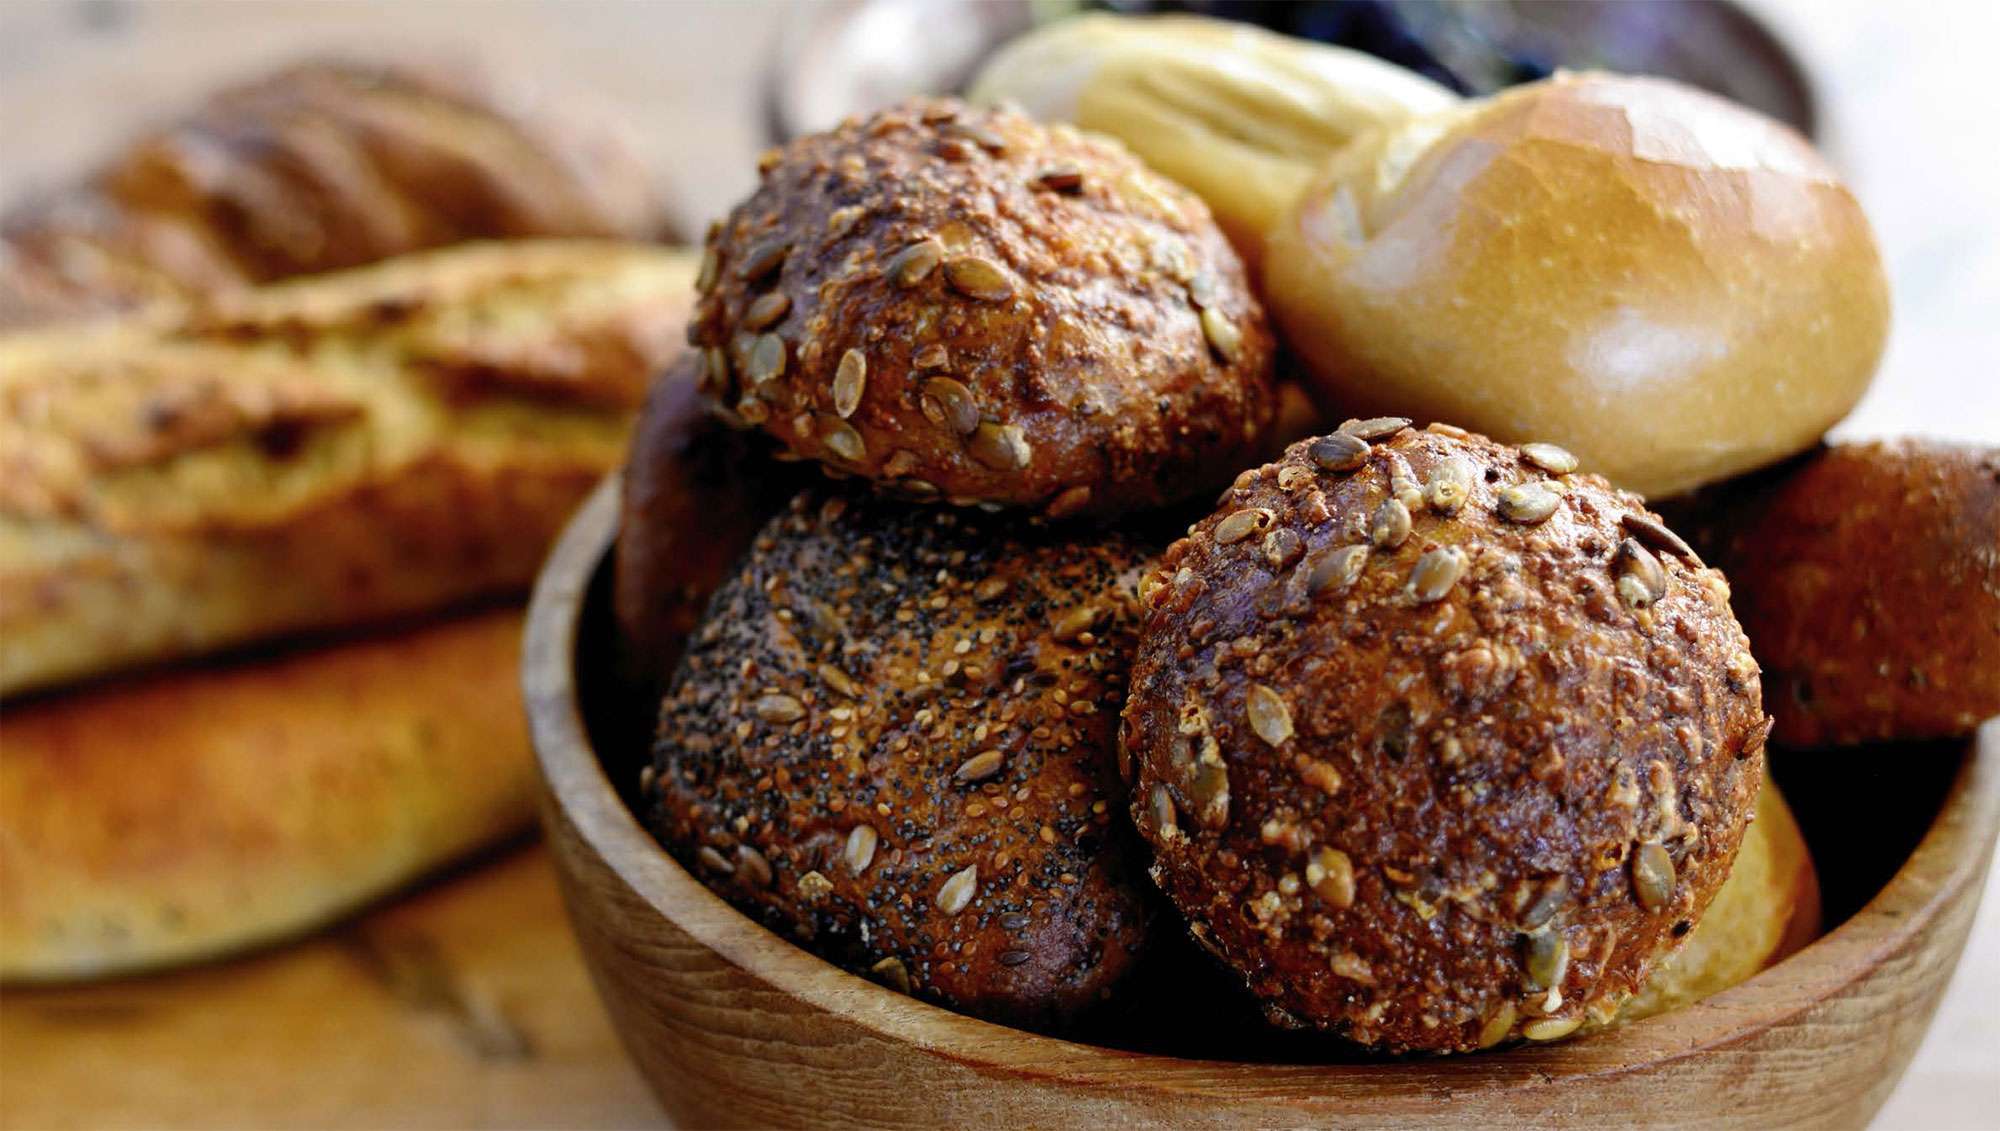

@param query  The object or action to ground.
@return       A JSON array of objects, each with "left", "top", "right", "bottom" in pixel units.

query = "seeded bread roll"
[
  {"left": 0, "top": 240, "right": 692, "bottom": 695},
  {"left": 613, "top": 354, "right": 806, "bottom": 693},
  {"left": 647, "top": 491, "right": 1154, "bottom": 1027},
  {"left": 1264, "top": 72, "right": 1890, "bottom": 498},
  {"left": 686, "top": 97, "right": 1277, "bottom": 518},
  {"left": 1663, "top": 439, "right": 2000, "bottom": 747},
  {"left": 1, "top": 57, "right": 661, "bottom": 327},
  {"left": 1121, "top": 422, "right": 1769, "bottom": 1052}
]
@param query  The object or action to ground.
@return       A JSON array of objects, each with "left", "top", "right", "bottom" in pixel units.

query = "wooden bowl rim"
[{"left": 526, "top": 477, "right": 1999, "bottom": 1098}]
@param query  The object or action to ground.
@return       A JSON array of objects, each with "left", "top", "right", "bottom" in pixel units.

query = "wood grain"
[
  {"left": 526, "top": 480, "right": 2000, "bottom": 1131},
  {"left": 0, "top": 844, "right": 660, "bottom": 1130}
]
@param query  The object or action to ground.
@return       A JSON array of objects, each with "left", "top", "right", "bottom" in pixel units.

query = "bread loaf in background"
[
  {"left": 0, "top": 608, "right": 535, "bottom": 982},
  {"left": 0, "top": 58, "right": 663, "bottom": 327},
  {"left": 1264, "top": 71, "right": 1890, "bottom": 499},
  {"left": 0, "top": 239, "right": 695, "bottom": 695},
  {"left": 968, "top": 13, "right": 1456, "bottom": 266}
]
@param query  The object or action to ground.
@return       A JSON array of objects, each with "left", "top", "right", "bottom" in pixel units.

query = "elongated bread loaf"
[
  {"left": 0, "top": 239, "right": 694, "bottom": 695},
  {"left": 1, "top": 58, "right": 662, "bottom": 326}
]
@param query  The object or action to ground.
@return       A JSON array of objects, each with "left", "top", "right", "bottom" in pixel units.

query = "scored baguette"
[{"left": 0, "top": 239, "right": 695, "bottom": 696}]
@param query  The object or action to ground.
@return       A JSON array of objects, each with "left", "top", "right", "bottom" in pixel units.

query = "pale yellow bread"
[
  {"left": 0, "top": 608, "right": 534, "bottom": 982},
  {"left": 1621, "top": 776, "right": 1821, "bottom": 1022}
]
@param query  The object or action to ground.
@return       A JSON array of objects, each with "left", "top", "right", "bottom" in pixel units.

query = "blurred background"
[{"left": 2, "top": 1, "right": 1994, "bottom": 1127}]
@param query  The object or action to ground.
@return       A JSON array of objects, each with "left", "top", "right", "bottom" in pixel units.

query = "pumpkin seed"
[
  {"left": 1522, "top": 1015, "right": 1582, "bottom": 1042},
  {"left": 1478, "top": 1003, "right": 1518, "bottom": 1048},
  {"left": 1214, "top": 507, "right": 1272, "bottom": 545},
  {"left": 1632, "top": 842, "right": 1675, "bottom": 911},
  {"left": 820, "top": 415, "right": 867, "bottom": 463},
  {"left": 738, "top": 238, "right": 789, "bottom": 282},
  {"left": 1309, "top": 432, "right": 1369, "bottom": 471},
  {"left": 1190, "top": 757, "right": 1230, "bottom": 829},
  {"left": 1339, "top": 416, "right": 1410, "bottom": 440},
  {"left": 1521, "top": 442, "right": 1579, "bottom": 474},
  {"left": 919, "top": 376, "right": 980, "bottom": 435},
  {"left": 695, "top": 246, "right": 719, "bottom": 293},
  {"left": 1149, "top": 784, "right": 1178, "bottom": 836},
  {"left": 1522, "top": 929, "right": 1569, "bottom": 992},
  {"left": 741, "top": 291, "right": 791, "bottom": 331},
  {"left": 747, "top": 333, "right": 787, "bottom": 385},
  {"left": 1621, "top": 512, "right": 1696, "bottom": 560}
]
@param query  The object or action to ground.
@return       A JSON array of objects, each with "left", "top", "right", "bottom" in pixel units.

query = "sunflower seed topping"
[
  {"left": 1245, "top": 684, "right": 1295, "bottom": 746},
  {"left": 1306, "top": 544, "right": 1370, "bottom": 594},
  {"left": 968, "top": 421, "right": 1032, "bottom": 470},
  {"left": 1632, "top": 842, "right": 1676, "bottom": 911},
  {"left": 1370, "top": 498, "right": 1413, "bottom": 549},
  {"left": 936, "top": 865, "right": 979, "bottom": 914},
  {"left": 1522, "top": 929, "right": 1569, "bottom": 992},
  {"left": 1051, "top": 605, "right": 1101, "bottom": 642},
  {"left": 1426, "top": 457, "right": 1474, "bottom": 514},
  {"left": 1621, "top": 512, "right": 1696, "bottom": 560},
  {"left": 820, "top": 415, "right": 867, "bottom": 463},
  {"left": 741, "top": 291, "right": 791, "bottom": 331},
  {"left": 832, "top": 349, "right": 867, "bottom": 417},
  {"left": 1406, "top": 547, "right": 1466, "bottom": 603},
  {"left": 1497, "top": 483, "right": 1561, "bottom": 524},
  {"left": 843, "top": 825, "right": 878, "bottom": 875},
  {"left": 738, "top": 238, "right": 789, "bottom": 282},
  {"left": 920, "top": 376, "right": 980, "bottom": 435},
  {"left": 1263, "top": 528, "right": 1304, "bottom": 569},
  {"left": 1309, "top": 432, "right": 1369, "bottom": 471},
  {"left": 1522, "top": 1016, "right": 1583, "bottom": 1042},
  {"left": 954, "top": 749, "right": 1005, "bottom": 783},
  {"left": 1340, "top": 416, "right": 1411, "bottom": 440},
  {"left": 870, "top": 955, "right": 912, "bottom": 994},
  {"left": 747, "top": 334, "right": 787, "bottom": 385},
  {"left": 1213, "top": 507, "right": 1272, "bottom": 545},
  {"left": 735, "top": 845, "right": 774, "bottom": 887},
  {"left": 697, "top": 846, "right": 732, "bottom": 874},
  {"left": 1149, "top": 784, "right": 1178, "bottom": 837},
  {"left": 889, "top": 238, "right": 944, "bottom": 287},
  {"left": 944, "top": 256, "right": 1016, "bottom": 302},
  {"left": 1613, "top": 538, "right": 1667, "bottom": 609},
  {"left": 1521, "top": 442, "right": 1579, "bottom": 474},
  {"left": 1200, "top": 307, "right": 1243, "bottom": 362},
  {"left": 753, "top": 693, "right": 805, "bottom": 723},
  {"left": 695, "top": 247, "right": 719, "bottom": 293},
  {"left": 1035, "top": 166, "right": 1084, "bottom": 193}
]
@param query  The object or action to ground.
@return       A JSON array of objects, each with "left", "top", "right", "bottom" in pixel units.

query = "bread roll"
[
  {"left": 0, "top": 240, "right": 693, "bottom": 696},
  {"left": 1663, "top": 439, "right": 2000, "bottom": 747},
  {"left": 1619, "top": 775, "right": 1819, "bottom": 1022},
  {"left": 648, "top": 491, "right": 1155, "bottom": 1027},
  {"left": 687, "top": 97, "right": 1276, "bottom": 517},
  {"left": 1264, "top": 72, "right": 1890, "bottom": 499},
  {"left": 1121, "top": 423, "right": 1769, "bottom": 1051},
  {"left": 1, "top": 58, "right": 661, "bottom": 326},
  {"left": 968, "top": 14, "right": 1456, "bottom": 267},
  {"left": 0, "top": 609, "right": 534, "bottom": 982}
]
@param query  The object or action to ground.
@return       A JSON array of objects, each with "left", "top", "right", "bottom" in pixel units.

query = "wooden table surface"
[{"left": 2, "top": 1, "right": 1994, "bottom": 1128}]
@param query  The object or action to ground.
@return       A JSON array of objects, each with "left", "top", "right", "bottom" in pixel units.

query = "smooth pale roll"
[
  {"left": 968, "top": 13, "right": 1457, "bottom": 266},
  {"left": 1265, "top": 72, "right": 1890, "bottom": 499}
]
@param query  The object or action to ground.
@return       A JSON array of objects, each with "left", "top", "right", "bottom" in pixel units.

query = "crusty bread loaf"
[
  {"left": 1618, "top": 775, "right": 1819, "bottom": 1022},
  {"left": 0, "top": 239, "right": 694, "bottom": 695},
  {"left": 0, "top": 608, "right": 534, "bottom": 982},
  {"left": 0, "top": 58, "right": 662, "bottom": 327}
]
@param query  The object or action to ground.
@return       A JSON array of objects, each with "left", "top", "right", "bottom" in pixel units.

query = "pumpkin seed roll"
[
  {"left": 1119, "top": 422, "right": 1769, "bottom": 1052},
  {"left": 683, "top": 96, "right": 1277, "bottom": 518},
  {"left": 646, "top": 491, "right": 1155, "bottom": 1028}
]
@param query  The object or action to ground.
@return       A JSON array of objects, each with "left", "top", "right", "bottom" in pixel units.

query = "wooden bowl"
[{"left": 525, "top": 479, "right": 1999, "bottom": 1130}]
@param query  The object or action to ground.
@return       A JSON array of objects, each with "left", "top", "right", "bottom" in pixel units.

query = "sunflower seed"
[
  {"left": 889, "top": 238, "right": 943, "bottom": 287},
  {"left": 1340, "top": 416, "right": 1411, "bottom": 440},
  {"left": 1370, "top": 498, "right": 1412, "bottom": 549},
  {"left": 1306, "top": 544, "right": 1370, "bottom": 594},
  {"left": 968, "top": 421, "right": 1032, "bottom": 470},
  {"left": 832, "top": 349, "right": 867, "bottom": 417},
  {"left": 1149, "top": 784, "right": 1178, "bottom": 836},
  {"left": 1621, "top": 512, "right": 1696, "bottom": 560},
  {"left": 1035, "top": 166, "right": 1083, "bottom": 193},
  {"left": 944, "top": 256, "right": 1015, "bottom": 302},
  {"left": 1406, "top": 547, "right": 1465, "bottom": 603},
  {"left": 753, "top": 693, "right": 805, "bottom": 723},
  {"left": 1263, "top": 528, "right": 1304, "bottom": 569},
  {"left": 1632, "top": 842, "right": 1675, "bottom": 911},
  {"left": 1519, "top": 875, "right": 1568, "bottom": 930},
  {"left": 1200, "top": 307, "right": 1243, "bottom": 362},
  {"left": 825, "top": 205, "right": 865, "bottom": 239},
  {"left": 1045, "top": 485, "right": 1092, "bottom": 518},
  {"left": 912, "top": 344, "right": 949, "bottom": 369},
  {"left": 739, "top": 238, "right": 789, "bottom": 282},
  {"left": 741, "top": 291, "right": 791, "bottom": 331},
  {"left": 1246, "top": 684, "right": 1294, "bottom": 746},
  {"left": 817, "top": 662, "right": 859, "bottom": 698},
  {"left": 747, "top": 334, "right": 787, "bottom": 385},
  {"left": 1307, "top": 846, "right": 1355, "bottom": 908},
  {"left": 1497, "top": 483, "right": 1561, "bottom": 524},
  {"left": 954, "top": 749, "right": 1005, "bottom": 783},
  {"left": 1478, "top": 1003, "right": 1518, "bottom": 1048},
  {"left": 1309, "top": 432, "right": 1369, "bottom": 471},
  {"left": 919, "top": 376, "right": 980, "bottom": 435},
  {"left": 1051, "top": 605, "right": 1101, "bottom": 642},
  {"left": 870, "top": 955, "right": 912, "bottom": 994},
  {"left": 735, "top": 845, "right": 774, "bottom": 887},
  {"left": 998, "top": 949, "right": 1033, "bottom": 967},
  {"left": 697, "top": 846, "right": 732, "bottom": 874},
  {"left": 1522, "top": 1015, "right": 1582, "bottom": 1042},
  {"left": 820, "top": 415, "right": 867, "bottom": 463},
  {"left": 1425, "top": 457, "right": 1473, "bottom": 514},
  {"left": 735, "top": 395, "right": 769, "bottom": 424},
  {"left": 700, "top": 347, "right": 731, "bottom": 395},
  {"left": 844, "top": 825, "right": 878, "bottom": 875},
  {"left": 797, "top": 871, "right": 833, "bottom": 901},
  {"left": 1613, "top": 538, "right": 1666, "bottom": 608},
  {"left": 1521, "top": 442, "right": 1579, "bottom": 474},
  {"left": 973, "top": 577, "right": 1010, "bottom": 603},
  {"left": 695, "top": 247, "right": 720, "bottom": 293},
  {"left": 1522, "top": 929, "right": 1569, "bottom": 992},
  {"left": 936, "top": 865, "right": 979, "bottom": 914},
  {"left": 1214, "top": 507, "right": 1272, "bottom": 545},
  {"left": 1329, "top": 952, "right": 1375, "bottom": 983},
  {"left": 1190, "top": 757, "right": 1230, "bottom": 829}
]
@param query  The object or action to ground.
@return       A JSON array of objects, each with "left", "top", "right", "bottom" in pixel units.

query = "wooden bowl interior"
[{"left": 556, "top": 499, "right": 1975, "bottom": 1065}]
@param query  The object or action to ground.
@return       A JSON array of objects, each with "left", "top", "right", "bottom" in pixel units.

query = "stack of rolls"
[{"left": 614, "top": 71, "right": 1880, "bottom": 1050}]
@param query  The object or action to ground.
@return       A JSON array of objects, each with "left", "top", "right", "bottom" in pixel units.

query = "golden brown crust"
[
  {"left": 647, "top": 491, "right": 1155, "bottom": 1027},
  {"left": 686, "top": 97, "right": 1277, "bottom": 517},
  {"left": 1, "top": 58, "right": 661, "bottom": 327},
  {"left": 1665, "top": 439, "right": 2000, "bottom": 747},
  {"left": 1120, "top": 423, "right": 1768, "bottom": 1052},
  {"left": 0, "top": 609, "right": 535, "bottom": 982},
  {"left": 612, "top": 354, "right": 808, "bottom": 694},
  {"left": 0, "top": 240, "right": 693, "bottom": 695}
]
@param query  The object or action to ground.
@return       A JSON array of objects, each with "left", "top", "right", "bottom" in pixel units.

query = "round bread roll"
[
  {"left": 1664, "top": 439, "right": 2000, "bottom": 747},
  {"left": 686, "top": 97, "right": 1277, "bottom": 518},
  {"left": 1619, "top": 774, "right": 1819, "bottom": 1022},
  {"left": 967, "top": 13, "right": 1457, "bottom": 266},
  {"left": 1121, "top": 422, "right": 1769, "bottom": 1051},
  {"left": 1264, "top": 72, "right": 1890, "bottom": 499},
  {"left": 647, "top": 490, "right": 1155, "bottom": 1027}
]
